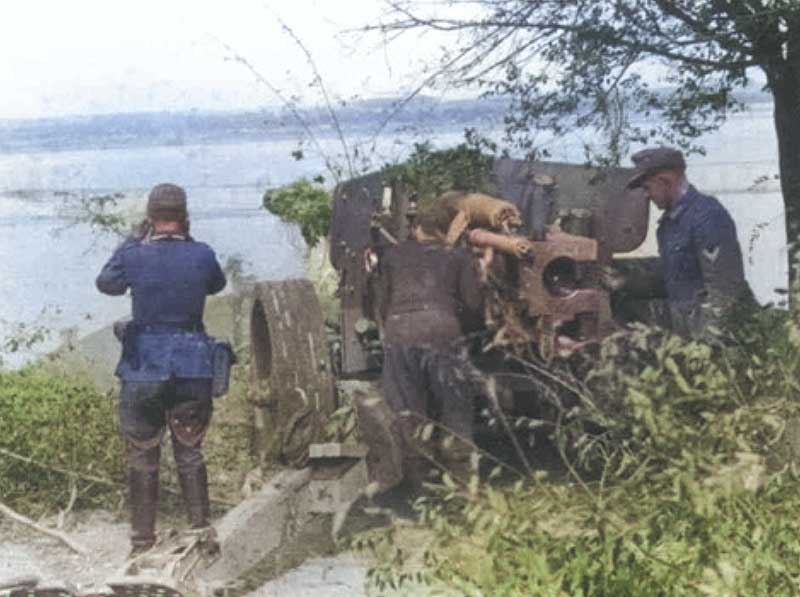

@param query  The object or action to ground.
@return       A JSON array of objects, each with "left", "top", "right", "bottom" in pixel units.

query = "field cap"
[
  {"left": 627, "top": 147, "right": 687, "bottom": 189},
  {"left": 147, "top": 183, "right": 187, "bottom": 220}
]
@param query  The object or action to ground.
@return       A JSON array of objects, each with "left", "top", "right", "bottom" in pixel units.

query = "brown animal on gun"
[{"left": 439, "top": 191, "right": 523, "bottom": 245}]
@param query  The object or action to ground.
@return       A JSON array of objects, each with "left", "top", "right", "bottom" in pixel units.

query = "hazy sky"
[{"left": 0, "top": 0, "right": 452, "bottom": 119}]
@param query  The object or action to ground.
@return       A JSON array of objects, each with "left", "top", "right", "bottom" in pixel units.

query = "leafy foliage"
[
  {"left": 378, "top": 2, "right": 797, "bottom": 155},
  {"left": 0, "top": 320, "right": 51, "bottom": 368},
  {"left": 0, "top": 365, "right": 125, "bottom": 515},
  {"left": 382, "top": 141, "right": 495, "bottom": 204},
  {"left": 364, "top": 309, "right": 800, "bottom": 596},
  {"left": 56, "top": 192, "right": 132, "bottom": 238},
  {"left": 73, "top": 192, "right": 130, "bottom": 236},
  {"left": 406, "top": 476, "right": 800, "bottom": 596},
  {"left": 262, "top": 179, "right": 332, "bottom": 247}
]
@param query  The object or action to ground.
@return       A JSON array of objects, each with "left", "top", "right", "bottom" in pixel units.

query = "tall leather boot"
[
  {"left": 178, "top": 463, "right": 220, "bottom": 555},
  {"left": 128, "top": 468, "right": 159, "bottom": 554},
  {"left": 178, "top": 463, "right": 210, "bottom": 529}
]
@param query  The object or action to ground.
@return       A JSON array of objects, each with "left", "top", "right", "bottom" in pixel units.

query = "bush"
[
  {"left": 262, "top": 179, "right": 332, "bottom": 248},
  {"left": 382, "top": 142, "right": 495, "bottom": 204},
  {"left": 366, "top": 310, "right": 800, "bottom": 596},
  {"left": 0, "top": 365, "right": 125, "bottom": 515}
]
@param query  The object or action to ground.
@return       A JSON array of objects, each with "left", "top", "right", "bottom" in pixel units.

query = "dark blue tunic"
[
  {"left": 656, "top": 185, "right": 754, "bottom": 338},
  {"left": 96, "top": 236, "right": 226, "bottom": 381}
]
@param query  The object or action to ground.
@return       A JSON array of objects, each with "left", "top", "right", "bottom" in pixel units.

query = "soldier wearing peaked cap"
[
  {"left": 622, "top": 147, "right": 757, "bottom": 340},
  {"left": 96, "top": 183, "right": 226, "bottom": 557}
]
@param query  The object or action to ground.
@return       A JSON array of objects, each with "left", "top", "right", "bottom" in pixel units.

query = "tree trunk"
[{"left": 769, "top": 58, "right": 800, "bottom": 289}]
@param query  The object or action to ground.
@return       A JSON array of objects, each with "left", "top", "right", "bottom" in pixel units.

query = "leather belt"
[
  {"left": 387, "top": 303, "right": 452, "bottom": 316},
  {"left": 138, "top": 322, "right": 205, "bottom": 334}
]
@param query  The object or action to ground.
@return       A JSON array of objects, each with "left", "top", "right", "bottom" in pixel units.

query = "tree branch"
[
  {"left": 653, "top": 0, "right": 754, "bottom": 56},
  {"left": 376, "top": 2, "right": 759, "bottom": 73},
  {"left": 273, "top": 15, "right": 356, "bottom": 180},
  {"left": 0, "top": 501, "right": 89, "bottom": 555},
  {"left": 0, "top": 447, "right": 237, "bottom": 507},
  {"left": 211, "top": 36, "right": 344, "bottom": 183}
]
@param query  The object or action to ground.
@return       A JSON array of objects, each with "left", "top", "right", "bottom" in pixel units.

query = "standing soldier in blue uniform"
[
  {"left": 96, "top": 183, "right": 226, "bottom": 556},
  {"left": 623, "top": 147, "right": 757, "bottom": 339}
]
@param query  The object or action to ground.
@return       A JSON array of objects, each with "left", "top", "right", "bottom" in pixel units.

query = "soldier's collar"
[
  {"left": 149, "top": 233, "right": 187, "bottom": 241},
  {"left": 661, "top": 185, "right": 697, "bottom": 223}
]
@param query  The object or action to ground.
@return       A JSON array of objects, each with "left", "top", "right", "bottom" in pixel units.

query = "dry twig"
[
  {"left": 0, "top": 447, "right": 237, "bottom": 506},
  {"left": 0, "top": 501, "right": 89, "bottom": 555}
]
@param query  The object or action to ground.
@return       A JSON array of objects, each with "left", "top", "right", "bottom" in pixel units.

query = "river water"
[{"left": 0, "top": 102, "right": 784, "bottom": 367}]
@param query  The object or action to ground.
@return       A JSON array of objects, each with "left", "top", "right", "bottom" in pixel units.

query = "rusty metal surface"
[
  {"left": 529, "top": 231, "right": 598, "bottom": 263},
  {"left": 329, "top": 171, "right": 385, "bottom": 270},
  {"left": 339, "top": 254, "right": 377, "bottom": 375},
  {"left": 521, "top": 232, "right": 615, "bottom": 358},
  {"left": 491, "top": 157, "right": 649, "bottom": 254},
  {"left": 474, "top": 230, "right": 615, "bottom": 360},
  {"left": 330, "top": 172, "right": 394, "bottom": 376},
  {"left": 250, "top": 279, "right": 337, "bottom": 467}
]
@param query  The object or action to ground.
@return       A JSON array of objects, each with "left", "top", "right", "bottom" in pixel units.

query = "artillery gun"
[
  {"left": 232, "top": 155, "right": 664, "bottom": 504},
  {"left": 331, "top": 157, "right": 657, "bottom": 374},
  {"left": 321, "top": 155, "right": 666, "bottom": 488}
]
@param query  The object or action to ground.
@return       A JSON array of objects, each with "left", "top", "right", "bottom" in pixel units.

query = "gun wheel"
[{"left": 250, "top": 279, "right": 337, "bottom": 467}]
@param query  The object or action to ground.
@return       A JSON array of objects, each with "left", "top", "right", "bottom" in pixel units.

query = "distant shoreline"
[{"left": 0, "top": 93, "right": 774, "bottom": 156}]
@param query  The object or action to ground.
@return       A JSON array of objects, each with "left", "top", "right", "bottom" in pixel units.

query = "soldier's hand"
[
  {"left": 129, "top": 218, "right": 151, "bottom": 241},
  {"left": 477, "top": 247, "right": 495, "bottom": 283}
]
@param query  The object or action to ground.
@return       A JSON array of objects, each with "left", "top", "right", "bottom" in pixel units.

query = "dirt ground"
[
  {"left": 0, "top": 508, "right": 457, "bottom": 596},
  {"left": 0, "top": 509, "right": 130, "bottom": 592},
  {"left": 0, "top": 509, "right": 373, "bottom": 596}
]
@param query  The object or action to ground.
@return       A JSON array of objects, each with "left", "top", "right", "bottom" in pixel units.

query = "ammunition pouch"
[{"left": 211, "top": 340, "right": 237, "bottom": 398}]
